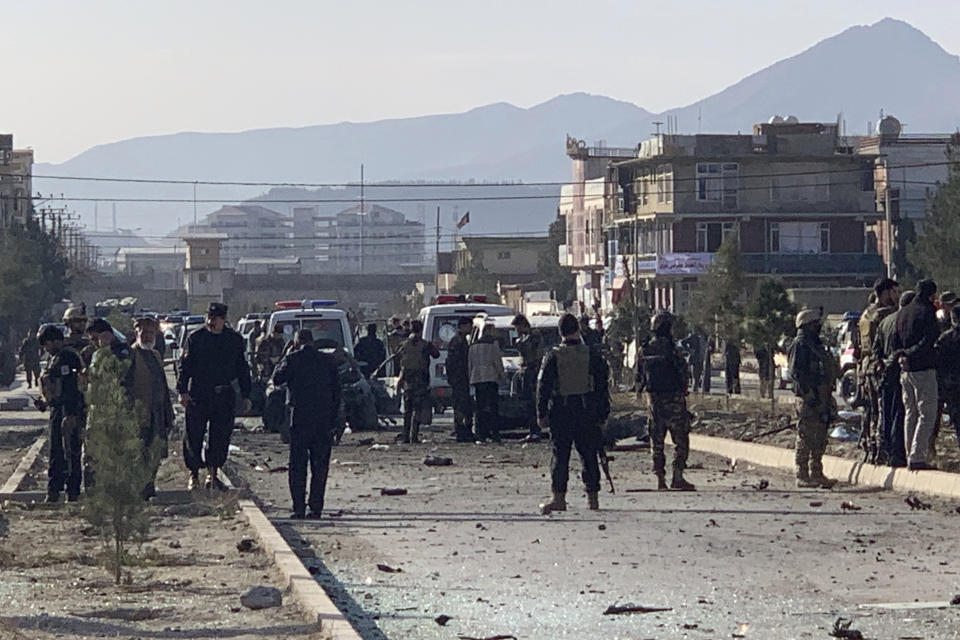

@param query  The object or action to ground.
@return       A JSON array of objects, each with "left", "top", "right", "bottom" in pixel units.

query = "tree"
[
  {"left": 743, "top": 278, "right": 798, "bottom": 398},
  {"left": 537, "top": 217, "right": 576, "bottom": 305},
  {"left": 83, "top": 352, "right": 159, "bottom": 584},
  {"left": 0, "top": 218, "right": 71, "bottom": 335},
  {"left": 689, "top": 237, "right": 746, "bottom": 344},
  {"left": 452, "top": 260, "right": 501, "bottom": 302},
  {"left": 908, "top": 138, "right": 960, "bottom": 290}
]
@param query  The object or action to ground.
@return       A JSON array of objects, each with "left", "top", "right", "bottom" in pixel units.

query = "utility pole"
[
  {"left": 435, "top": 205, "right": 441, "bottom": 293},
  {"left": 359, "top": 163, "right": 364, "bottom": 274}
]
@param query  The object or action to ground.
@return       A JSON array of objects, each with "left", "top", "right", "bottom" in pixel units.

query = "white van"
[
  {"left": 266, "top": 300, "right": 355, "bottom": 356},
  {"left": 418, "top": 295, "right": 514, "bottom": 409}
]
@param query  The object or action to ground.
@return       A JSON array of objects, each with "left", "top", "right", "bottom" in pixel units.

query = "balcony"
[{"left": 741, "top": 252, "right": 884, "bottom": 275}]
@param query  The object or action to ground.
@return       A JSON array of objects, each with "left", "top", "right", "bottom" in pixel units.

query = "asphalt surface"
[{"left": 225, "top": 414, "right": 960, "bottom": 640}]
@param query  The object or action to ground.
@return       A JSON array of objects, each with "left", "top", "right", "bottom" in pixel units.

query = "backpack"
[
  {"left": 554, "top": 343, "right": 593, "bottom": 396},
  {"left": 399, "top": 339, "right": 426, "bottom": 373}
]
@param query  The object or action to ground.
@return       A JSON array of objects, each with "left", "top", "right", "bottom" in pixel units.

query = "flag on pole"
[{"left": 456, "top": 211, "right": 470, "bottom": 229}]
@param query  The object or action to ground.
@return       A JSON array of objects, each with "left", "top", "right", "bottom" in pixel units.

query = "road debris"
[
  {"left": 951, "top": 594, "right": 960, "bottom": 606},
  {"left": 369, "top": 444, "right": 390, "bottom": 451},
  {"left": 457, "top": 635, "right": 518, "bottom": 640},
  {"left": 377, "top": 563, "right": 403, "bottom": 573},
  {"left": 829, "top": 617, "right": 864, "bottom": 639},
  {"left": 753, "top": 479, "right": 769, "bottom": 491},
  {"left": 905, "top": 495, "right": 931, "bottom": 510},
  {"left": 380, "top": 488, "right": 408, "bottom": 496},
  {"left": 236, "top": 538, "right": 257, "bottom": 553},
  {"left": 435, "top": 614, "right": 453, "bottom": 626},
  {"left": 840, "top": 501, "right": 862, "bottom": 512},
  {"left": 809, "top": 501, "right": 823, "bottom": 507},
  {"left": 602, "top": 603, "right": 672, "bottom": 615},
  {"left": 424, "top": 456, "right": 453, "bottom": 466},
  {"left": 72, "top": 607, "right": 170, "bottom": 621},
  {"left": 240, "top": 585, "right": 282, "bottom": 610},
  {"left": 268, "top": 465, "right": 288, "bottom": 473}
]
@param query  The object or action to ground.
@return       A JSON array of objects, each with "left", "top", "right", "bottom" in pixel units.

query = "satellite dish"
[
  {"left": 878, "top": 115, "right": 902, "bottom": 137},
  {"left": 785, "top": 115, "right": 799, "bottom": 124},
  {"left": 768, "top": 115, "right": 785, "bottom": 124}
]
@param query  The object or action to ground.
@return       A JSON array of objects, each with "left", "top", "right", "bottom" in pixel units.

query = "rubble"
[
  {"left": 240, "top": 585, "right": 282, "bottom": 610},
  {"left": 840, "top": 501, "right": 861, "bottom": 512},
  {"left": 424, "top": 456, "right": 453, "bottom": 466},
  {"left": 236, "top": 538, "right": 257, "bottom": 553},
  {"left": 829, "top": 617, "right": 864, "bottom": 639},
  {"left": 376, "top": 563, "right": 402, "bottom": 573},
  {"left": 603, "top": 603, "right": 672, "bottom": 615},
  {"left": 380, "top": 488, "right": 408, "bottom": 496},
  {"left": 435, "top": 614, "right": 453, "bottom": 626},
  {"left": 905, "top": 495, "right": 931, "bottom": 511}
]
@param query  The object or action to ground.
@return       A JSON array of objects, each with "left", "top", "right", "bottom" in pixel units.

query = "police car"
[
  {"left": 418, "top": 295, "right": 514, "bottom": 410},
  {"left": 266, "top": 300, "right": 354, "bottom": 357}
]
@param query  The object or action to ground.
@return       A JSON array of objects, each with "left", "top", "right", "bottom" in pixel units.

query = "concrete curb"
[
  {"left": 238, "top": 499, "right": 362, "bottom": 639},
  {"left": 687, "top": 433, "right": 960, "bottom": 499},
  {"left": 0, "top": 436, "right": 46, "bottom": 497}
]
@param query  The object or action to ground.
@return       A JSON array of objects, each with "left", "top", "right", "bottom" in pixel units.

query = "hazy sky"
[{"left": 6, "top": 0, "right": 960, "bottom": 163}]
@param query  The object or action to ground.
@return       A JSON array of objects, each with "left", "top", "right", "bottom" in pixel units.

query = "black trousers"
[
  {"left": 880, "top": 380, "right": 906, "bottom": 467},
  {"left": 48, "top": 409, "right": 82, "bottom": 498},
  {"left": 520, "top": 367, "right": 541, "bottom": 435},
  {"left": 473, "top": 382, "right": 500, "bottom": 440},
  {"left": 549, "top": 396, "right": 601, "bottom": 493},
  {"left": 288, "top": 421, "right": 333, "bottom": 516},
  {"left": 183, "top": 392, "right": 234, "bottom": 472},
  {"left": 451, "top": 382, "right": 474, "bottom": 441},
  {"left": 725, "top": 365, "right": 741, "bottom": 394}
]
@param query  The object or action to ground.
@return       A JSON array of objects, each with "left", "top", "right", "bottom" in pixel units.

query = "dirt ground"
[{"left": 0, "top": 426, "right": 325, "bottom": 640}]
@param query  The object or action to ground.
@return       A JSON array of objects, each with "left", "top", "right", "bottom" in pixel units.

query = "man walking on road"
[
  {"left": 790, "top": 309, "right": 838, "bottom": 489},
  {"left": 638, "top": 312, "right": 695, "bottom": 491},
  {"left": 896, "top": 279, "right": 941, "bottom": 470},
  {"left": 35, "top": 326, "right": 85, "bottom": 503},
  {"left": 18, "top": 331, "right": 41, "bottom": 389},
  {"left": 272, "top": 329, "right": 341, "bottom": 519},
  {"left": 446, "top": 317, "right": 474, "bottom": 442},
  {"left": 537, "top": 313, "right": 610, "bottom": 514},
  {"left": 177, "top": 302, "right": 251, "bottom": 490},
  {"left": 396, "top": 320, "right": 438, "bottom": 444}
]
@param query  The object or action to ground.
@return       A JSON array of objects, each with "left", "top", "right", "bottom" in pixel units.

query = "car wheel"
[{"left": 840, "top": 368, "right": 860, "bottom": 408}]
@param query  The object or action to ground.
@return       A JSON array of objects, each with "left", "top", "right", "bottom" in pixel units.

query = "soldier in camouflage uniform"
[
  {"left": 537, "top": 313, "right": 610, "bottom": 513},
  {"left": 857, "top": 278, "right": 899, "bottom": 462},
  {"left": 255, "top": 324, "right": 287, "bottom": 381},
  {"left": 638, "top": 311, "right": 695, "bottom": 491},
  {"left": 397, "top": 320, "right": 439, "bottom": 443},
  {"left": 790, "top": 309, "right": 838, "bottom": 489},
  {"left": 62, "top": 306, "right": 96, "bottom": 370}
]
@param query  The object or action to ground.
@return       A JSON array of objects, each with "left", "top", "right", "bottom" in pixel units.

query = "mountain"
[{"left": 34, "top": 18, "right": 960, "bottom": 239}]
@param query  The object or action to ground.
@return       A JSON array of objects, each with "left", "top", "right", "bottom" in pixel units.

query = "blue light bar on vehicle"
[{"left": 305, "top": 299, "right": 337, "bottom": 308}]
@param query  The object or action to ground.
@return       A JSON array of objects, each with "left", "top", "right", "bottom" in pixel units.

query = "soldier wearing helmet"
[
  {"left": 637, "top": 311, "right": 695, "bottom": 491},
  {"left": 789, "top": 309, "right": 838, "bottom": 489},
  {"left": 62, "top": 306, "right": 95, "bottom": 369}
]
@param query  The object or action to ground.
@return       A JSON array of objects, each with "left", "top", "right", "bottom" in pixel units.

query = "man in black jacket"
[
  {"left": 446, "top": 317, "right": 473, "bottom": 442},
  {"left": 354, "top": 323, "right": 386, "bottom": 379},
  {"left": 935, "top": 306, "right": 960, "bottom": 452},
  {"left": 537, "top": 314, "right": 610, "bottom": 514},
  {"left": 873, "top": 290, "right": 915, "bottom": 467},
  {"left": 273, "top": 329, "right": 341, "bottom": 519},
  {"left": 895, "top": 279, "right": 940, "bottom": 470},
  {"left": 177, "top": 302, "right": 252, "bottom": 490}
]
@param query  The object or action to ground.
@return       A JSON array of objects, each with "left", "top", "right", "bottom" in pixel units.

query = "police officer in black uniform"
[
  {"left": 272, "top": 329, "right": 341, "bottom": 519},
  {"left": 176, "top": 302, "right": 251, "bottom": 491},
  {"left": 35, "top": 325, "right": 85, "bottom": 502},
  {"left": 537, "top": 313, "right": 610, "bottom": 514},
  {"left": 446, "top": 317, "right": 474, "bottom": 442},
  {"left": 512, "top": 314, "right": 544, "bottom": 442}
]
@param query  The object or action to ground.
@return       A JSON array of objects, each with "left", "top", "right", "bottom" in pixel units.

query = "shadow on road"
[{"left": 1, "top": 616, "right": 319, "bottom": 638}]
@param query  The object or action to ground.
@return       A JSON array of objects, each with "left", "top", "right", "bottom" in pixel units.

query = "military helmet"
[
  {"left": 795, "top": 309, "right": 820, "bottom": 329},
  {"left": 650, "top": 311, "right": 674, "bottom": 334},
  {"left": 62, "top": 306, "right": 87, "bottom": 323}
]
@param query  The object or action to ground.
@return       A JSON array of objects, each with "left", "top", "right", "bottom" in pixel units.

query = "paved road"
[{"left": 227, "top": 415, "right": 960, "bottom": 640}]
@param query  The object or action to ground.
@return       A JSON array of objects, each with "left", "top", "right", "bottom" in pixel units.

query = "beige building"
[
  {"left": 455, "top": 235, "right": 549, "bottom": 284},
  {"left": 0, "top": 134, "right": 33, "bottom": 229},
  {"left": 183, "top": 234, "right": 233, "bottom": 312}
]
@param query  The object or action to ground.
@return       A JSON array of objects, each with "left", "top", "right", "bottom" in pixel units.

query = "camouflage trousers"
[
  {"left": 795, "top": 398, "right": 829, "bottom": 477},
  {"left": 402, "top": 382, "right": 430, "bottom": 441},
  {"left": 648, "top": 392, "right": 690, "bottom": 475}
]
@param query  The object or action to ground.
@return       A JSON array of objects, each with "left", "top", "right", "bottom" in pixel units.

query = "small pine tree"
[{"left": 82, "top": 350, "right": 159, "bottom": 584}]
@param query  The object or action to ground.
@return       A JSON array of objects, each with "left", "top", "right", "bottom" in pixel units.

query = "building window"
[
  {"left": 656, "top": 165, "right": 673, "bottom": 204},
  {"left": 820, "top": 222, "right": 830, "bottom": 253},
  {"left": 697, "top": 162, "right": 739, "bottom": 209},
  {"left": 198, "top": 272, "right": 208, "bottom": 284},
  {"left": 199, "top": 248, "right": 209, "bottom": 255},
  {"left": 696, "top": 221, "right": 736, "bottom": 253},
  {"left": 497, "top": 251, "right": 511, "bottom": 260},
  {"left": 773, "top": 221, "right": 828, "bottom": 254},
  {"left": 770, "top": 222, "right": 780, "bottom": 252}
]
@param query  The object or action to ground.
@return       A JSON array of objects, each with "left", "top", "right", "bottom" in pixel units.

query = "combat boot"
[
  {"left": 655, "top": 472, "right": 668, "bottom": 491},
  {"left": 187, "top": 471, "right": 200, "bottom": 491},
  {"left": 539, "top": 492, "right": 566, "bottom": 515},
  {"left": 795, "top": 470, "right": 818, "bottom": 488},
  {"left": 809, "top": 460, "right": 836, "bottom": 489},
  {"left": 587, "top": 491, "right": 600, "bottom": 510},
  {"left": 410, "top": 423, "right": 421, "bottom": 444},
  {"left": 670, "top": 470, "right": 696, "bottom": 491}
]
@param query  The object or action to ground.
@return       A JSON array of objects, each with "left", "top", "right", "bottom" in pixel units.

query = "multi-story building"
[
  {"left": 455, "top": 235, "right": 550, "bottom": 284},
  {"left": 0, "top": 134, "right": 33, "bottom": 229},
  {"left": 329, "top": 204, "right": 426, "bottom": 274},
  {"left": 174, "top": 204, "right": 292, "bottom": 269},
  {"left": 857, "top": 116, "right": 953, "bottom": 279},
  {"left": 606, "top": 120, "right": 884, "bottom": 314},
  {"left": 558, "top": 136, "right": 635, "bottom": 311}
]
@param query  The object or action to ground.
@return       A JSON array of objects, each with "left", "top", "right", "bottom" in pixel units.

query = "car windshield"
[{"left": 276, "top": 318, "right": 346, "bottom": 348}]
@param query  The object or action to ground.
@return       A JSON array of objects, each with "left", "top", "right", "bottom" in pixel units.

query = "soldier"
[
  {"left": 937, "top": 291, "right": 957, "bottom": 333},
  {"left": 62, "top": 306, "right": 96, "bottom": 369},
  {"left": 34, "top": 326, "right": 85, "bottom": 502},
  {"left": 255, "top": 324, "right": 287, "bottom": 381},
  {"left": 446, "top": 317, "right": 474, "bottom": 442},
  {"left": 18, "top": 331, "right": 41, "bottom": 389},
  {"left": 396, "top": 320, "right": 439, "bottom": 444},
  {"left": 857, "top": 277, "right": 900, "bottom": 462},
  {"left": 386, "top": 316, "right": 406, "bottom": 358},
  {"left": 354, "top": 323, "right": 386, "bottom": 379},
  {"left": 638, "top": 312, "right": 696, "bottom": 491},
  {"left": 935, "top": 306, "right": 960, "bottom": 450},
  {"left": 790, "top": 309, "right": 838, "bottom": 489},
  {"left": 537, "top": 313, "right": 610, "bottom": 513},
  {"left": 272, "top": 329, "right": 341, "bottom": 519},
  {"left": 127, "top": 316, "right": 175, "bottom": 499},
  {"left": 724, "top": 338, "right": 742, "bottom": 394},
  {"left": 87, "top": 318, "right": 131, "bottom": 365},
  {"left": 512, "top": 314, "right": 543, "bottom": 442},
  {"left": 176, "top": 302, "right": 252, "bottom": 491},
  {"left": 681, "top": 331, "right": 705, "bottom": 393}
]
